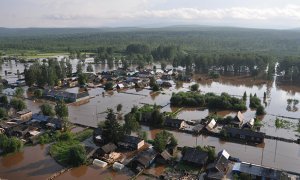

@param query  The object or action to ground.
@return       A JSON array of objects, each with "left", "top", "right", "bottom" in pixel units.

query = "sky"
[{"left": 1, "top": 0, "right": 300, "bottom": 29}]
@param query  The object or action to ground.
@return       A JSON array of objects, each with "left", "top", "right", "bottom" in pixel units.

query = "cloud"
[{"left": 123, "top": 5, "right": 300, "bottom": 21}]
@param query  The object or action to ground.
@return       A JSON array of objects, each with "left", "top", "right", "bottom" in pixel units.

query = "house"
[
  {"left": 46, "top": 118, "right": 62, "bottom": 130},
  {"left": 182, "top": 147, "right": 208, "bottom": 167},
  {"left": 206, "top": 119, "right": 217, "bottom": 132},
  {"left": 242, "top": 118, "right": 255, "bottom": 129},
  {"left": 138, "top": 71, "right": 153, "bottom": 78},
  {"left": 100, "top": 143, "right": 117, "bottom": 155},
  {"left": 156, "top": 150, "right": 173, "bottom": 164},
  {"left": 161, "top": 81, "right": 172, "bottom": 88},
  {"left": 206, "top": 150, "right": 231, "bottom": 179},
  {"left": 231, "top": 111, "right": 244, "bottom": 127},
  {"left": 232, "top": 162, "right": 288, "bottom": 180},
  {"left": 224, "top": 127, "right": 265, "bottom": 144},
  {"left": 118, "top": 135, "right": 145, "bottom": 150},
  {"left": 131, "top": 148, "right": 158, "bottom": 172},
  {"left": 116, "top": 83, "right": 125, "bottom": 89},
  {"left": 44, "top": 89, "right": 89, "bottom": 103},
  {"left": 193, "top": 124, "right": 205, "bottom": 134},
  {"left": 9, "top": 125, "right": 31, "bottom": 138},
  {"left": 31, "top": 113, "right": 50, "bottom": 123},
  {"left": 164, "top": 118, "right": 186, "bottom": 129},
  {"left": 16, "top": 109, "right": 33, "bottom": 121}
]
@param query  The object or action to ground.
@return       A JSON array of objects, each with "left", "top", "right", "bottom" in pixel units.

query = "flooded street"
[{"left": 0, "top": 145, "right": 63, "bottom": 180}]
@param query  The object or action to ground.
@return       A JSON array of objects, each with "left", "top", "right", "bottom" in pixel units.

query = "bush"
[
  {"left": 152, "top": 83, "right": 160, "bottom": 91},
  {"left": 40, "top": 103, "right": 55, "bottom": 117},
  {"left": 190, "top": 84, "right": 199, "bottom": 91},
  {"left": 104, "top": 82, "right": 114, "bottom": 90},
  {"left": 0, "top": 134, "right": 23, "bottom": 154},
  {"left": 256, "top": 105, "right": 266, "bottom": 115},
  {"left": 0, "top": 95, "right": 9, "bottom": 106},
  {"left": 171, "top": 92, "right": 247, "bottom": 111},
  {"left": 34, "top": 89, "right": 43, "bottom": 98},
  {"left": 10, "top": 98, "right": 26, "bottom": 111},
  {"left": 250, "top": 96, "right": 261, "bottom": 109},
  {"left": 50, "top": 140, "right": 86, "bottom": 167},
  {"left": 0, "top": 107, "right": 7, "bottom": 119}
]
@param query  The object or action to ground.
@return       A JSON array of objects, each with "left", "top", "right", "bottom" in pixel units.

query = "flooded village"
[{"left": 0, "top": 55, "right": 299, "bottom": 180}]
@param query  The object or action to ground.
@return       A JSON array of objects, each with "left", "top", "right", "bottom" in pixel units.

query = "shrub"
[
  {"left": 10, "top": 98, "right": 26, "bottom": 111},
  {"left": 190, "top": 84, "right": 199, "bottom": 91},
  {"left": 256, "top": 105, "right": 266, "bottom": 115},
  {"left": 0, "top": 134, "right": 23, "bottom": 154}
]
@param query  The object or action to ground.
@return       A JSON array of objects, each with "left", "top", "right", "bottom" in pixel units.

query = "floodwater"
[
  {"left": 0, "top": 145, "right": 63, "bottom": 180},
  {"left": 1, "top": 60, "right": 300, "bottom": 178},
  {"left": 55, "top": 165, "right": 133, "bottom": 180}
]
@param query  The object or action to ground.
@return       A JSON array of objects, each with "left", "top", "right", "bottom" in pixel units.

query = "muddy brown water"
[{"left": 0, "top": 145, "right": 63, "bottom": 180}]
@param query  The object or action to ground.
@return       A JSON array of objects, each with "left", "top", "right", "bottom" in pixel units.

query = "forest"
[{"left": 1, "top": 26, "right": 300, "bottom": 56}]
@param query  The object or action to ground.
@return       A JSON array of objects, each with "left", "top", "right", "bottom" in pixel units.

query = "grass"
[
  {"left": 73, "top": 128, "right": 93, "bottom": 142},
  {"left": 275, "top": 118, "right": 293, "bottom": 129},
  {"left": 50, "top": 140, "right": 82, "bottom": 166}
]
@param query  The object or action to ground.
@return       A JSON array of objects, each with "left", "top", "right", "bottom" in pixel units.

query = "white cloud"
[
  {"left": 1, "top": 0, "right": 300, "bottom": 28},
  {"left": 124, "top": 5, "right": 300, "bottom": 21}
]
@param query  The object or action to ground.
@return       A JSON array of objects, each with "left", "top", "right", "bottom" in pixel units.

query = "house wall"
[
  {"left": 137, "top": 140, "right": 145, "bottom": 150},
  {"left": 19, "top": 112, "right": 33, "bottom": 121}
]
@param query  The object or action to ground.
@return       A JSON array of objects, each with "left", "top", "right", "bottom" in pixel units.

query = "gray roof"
[
  {"left": 233, "top": 162, "right": 282, "bottom": 179},
  {"left": 182, "top": 147, "right": 208, "bottom": 165}
]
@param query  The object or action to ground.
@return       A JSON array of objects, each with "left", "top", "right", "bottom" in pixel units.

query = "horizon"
[{"left": 2, "top": 0, "right": 300, "bottom": 29}]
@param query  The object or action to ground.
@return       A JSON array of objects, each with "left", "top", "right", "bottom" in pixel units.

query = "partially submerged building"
[{"left": 182, "top": 147, "right": 208, "bottom": 167}]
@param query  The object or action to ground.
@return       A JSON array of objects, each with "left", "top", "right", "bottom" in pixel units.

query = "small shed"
[
  {"left": 113, "top": 162, "right": 125, "bottom": 171},
  {"left": 93, "top": 159, "right": 108, "bottom": 168},
  {"left": 206, "top": 119, "right": 216, "bottom": 131}
]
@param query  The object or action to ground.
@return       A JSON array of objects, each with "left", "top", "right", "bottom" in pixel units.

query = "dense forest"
[{"left": 1, "top": 26, "right": 300, "bottom": 56}]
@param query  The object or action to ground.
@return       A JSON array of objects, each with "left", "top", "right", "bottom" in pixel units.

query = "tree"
[
  {"left": 14, "top": 87, "right": 24, "bottom": 98},
  {"left": 77, "top": 73, "right": 87, "bottom": 86},
  {"left": 104, "top": 82, "right": 114, "bottom": 90},
  {"left": 161, "top": 62, "right": 167, "bottom": 70},
  {"left": 243, "top": 91, "right": 247, "bottom": 101},
  {"left": 0, "top": 107, "right": 7, "bottom": 119},
  {"left": 117, "top": 104, "right": 122, "bottom": 112},
  {"left": 256, "top": 105, "right": 266, "bottom": 115},
  {"left": 66, "top": 59, "right": 73, "bottom": 77},
  {"left": 40, "top": 103, "right": 55, "bottom": 117},
  {"left": 153, "top": 130, "right": 177, "bottom": 152},
  {"left": 34, "top": 89, "right": 43, "bottom": 98},
  {"left": 76, "top": 62, "right": 83, "bottom": 74},
  {"left": 10, "top": 98, "right": 26, "bottom": 111},
  {"left": 123, "top": 60, "right": 129, "bottom": 70},
  {"left": 0, "top": 95, "right": 9, "bottom": 106},
  {"left": 24, "top": 68, "right": 36, "bottom": 86},
  {"left": 190, "top": 84, "right": 199, "bottom": 91},
  {"left": 101, "top": 109, "right": 124, "bottom": 144},
  {"left": 0, "top": 134, "right": 23, "bottom": 154},
  {"left": 55, "top": 100, "right": 69, "bottom": 118},
  {"left": 68, "top": 145, "right": 87, "bottom": 167},
  {"left": 152, "top": 83, "right": 160, "bottom": 92},
  {"left": 86, "top": 64, "right": 93, "bottom": 72},
  {"left": 123, "top": 113, "right": 140, "bottom": 134}
]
